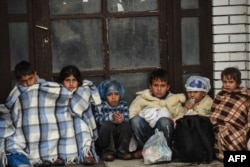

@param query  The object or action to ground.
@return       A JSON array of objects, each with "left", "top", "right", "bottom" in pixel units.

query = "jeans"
[
  {"left": 7, "top": 153, "right": 31, "bottom": 167},
  {"left": 130, "top": 116, "right": 174, "bottom": 149}
]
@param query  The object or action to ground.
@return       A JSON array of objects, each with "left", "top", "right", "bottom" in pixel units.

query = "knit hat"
[
  {"left": 185, "top": 76, "right": 211, "bottom": 93},
  {"left": 98, "top": 79, "right": 125, "bottom": 100}
]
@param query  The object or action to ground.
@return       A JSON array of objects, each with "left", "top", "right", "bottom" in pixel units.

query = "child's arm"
[
  {"left": 117, "top": 101, "right": 129, "bottom": 122},
  {"left": 111, "top": 101, "right": 129, "bottom": 124},
  {"left": 112, "top": 111, "right": 124, "bottom": 124},
  {"left": 94, "top": 103, "right": 112, "bottom": 125},
  {"left": 129, "top": 96, "right": 143, "bottom": 118}
]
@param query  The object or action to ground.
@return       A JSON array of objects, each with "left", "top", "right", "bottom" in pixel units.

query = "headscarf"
[
  {"left": 98, "top": 79, "right": 125, "bottom": 100},
  {"left": 185, "top": 76, "right": 211, "bottom": 93}
]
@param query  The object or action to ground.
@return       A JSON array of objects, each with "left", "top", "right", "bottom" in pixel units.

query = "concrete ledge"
[{"left": 104, "top": 159, "right": 223, "bottom": 167}]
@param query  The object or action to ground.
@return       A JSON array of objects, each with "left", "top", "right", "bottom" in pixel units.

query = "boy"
[
  {"left": 129, "top": 68, "right": 174, "bottom": 159},
  {"left": 13, "top": 60, "right": 45, "bottom": 86},
  {"left": 4, "top": 61, "right": 64, "bottom": 167},
  {"left": 95, "top": 79, "right": 133, "bottom": 161},
  {"left": 210, "top": 67, "right": 250, "bottom": 161},
  {"left": 184, "top": 75, "right": 213, "bottom": 116}
]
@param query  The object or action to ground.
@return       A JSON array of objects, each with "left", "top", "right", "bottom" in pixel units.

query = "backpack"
[{"left": 173, "top": 115, "right": 215, "bottom": 163}]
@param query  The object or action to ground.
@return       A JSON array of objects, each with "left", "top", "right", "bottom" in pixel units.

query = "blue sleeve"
[{"left": 117, "top": 101, "right": 130, "bottom": 122}]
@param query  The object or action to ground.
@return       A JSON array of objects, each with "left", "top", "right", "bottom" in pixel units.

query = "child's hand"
[
  {"left": 112, "top": 111, "right": 123, "bottom": 124},
  {"left": 186, "top": 99, "right": 195, "bottom": 110}
]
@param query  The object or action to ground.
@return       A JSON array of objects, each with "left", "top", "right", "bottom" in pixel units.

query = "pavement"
[
  {"left": 70, "top": 159, "right": 223, "bottom": 167},
  {"left": 104, "top": 159, "right": 223, "bottom": 167}
]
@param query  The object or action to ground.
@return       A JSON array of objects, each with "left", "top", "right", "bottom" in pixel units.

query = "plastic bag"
[
  {"left": 142, "top": 129, "right": 172, "bottom": 164},
  {"left": 129, "top": 135, "right": 137, "bottom": 152}
]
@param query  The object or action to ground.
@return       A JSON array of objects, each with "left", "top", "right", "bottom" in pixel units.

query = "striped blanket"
[{"left": 0, "top": 80, "right": 101, "bottom": 165}]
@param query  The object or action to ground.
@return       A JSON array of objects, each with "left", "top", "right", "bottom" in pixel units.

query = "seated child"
[
  {"left": 57, "top": 65, "right": 98, "bottom": 165},
  {"left": 129, "top": 69, "right": 175, "bottom": 159},
  {"left": 95, "top": 79, "right": 133, "bottom": 161},
  {"left": 210, "top": 67, "right": 250, "bottom": 161},
  {"left": 4, "top": 61, "right": 63, "bottom": 167},
  {"left": 184, "top": 75, "right": 213, "bottom": 116}
]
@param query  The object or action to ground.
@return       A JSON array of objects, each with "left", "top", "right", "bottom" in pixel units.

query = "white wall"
[{"left": 212, "top": 0, "right": 250, "bottom": 95}]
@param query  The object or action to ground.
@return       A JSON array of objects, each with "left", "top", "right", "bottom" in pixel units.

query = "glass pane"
[
  {"left": 49, "top": 0, "right": 101, "bottom": 14},
  {"left": 182, "top": 73, "right": 199, "bottom": 93},
  {"left": 181, "top": 0, "right": 199, "bottom": 9},
  {"left": 85, "top": 76, "right": 104, "bottom": 87},
  {"left": 51, "top": 19, "right": 103, "bottom": 72},
  {"left": 108, "top": 0, "right": 158, "bottom": 12},
  {"left": 9, "top": 22, "right": 29, "bottom": 70},
  {"left": 111, "top": 73, "right": 149, "bottom": 104},
  {"left": 181, "top": 17, "right": 200, "bottom": 65},
  {"left": 8, "top": 0, "right": 27, "bottom": 13},
  {"left": 109, "top": 17, "right": 160, "bottom": 69}
]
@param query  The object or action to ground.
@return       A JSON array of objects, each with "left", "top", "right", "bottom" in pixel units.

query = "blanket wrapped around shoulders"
[
  {"left": 0, "top": 80, "right": 101, "bottom": 165},
  {"left": 210, "top": 87, "right": 250, "bottom": 160}
]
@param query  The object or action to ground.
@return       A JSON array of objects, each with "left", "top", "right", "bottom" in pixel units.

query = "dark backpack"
[{"left": 173, "top": 115, "right": 215, "bottom": 163}]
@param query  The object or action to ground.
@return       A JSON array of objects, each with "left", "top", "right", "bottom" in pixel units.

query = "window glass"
[
  {"left": 8, "top": 0, "right": 27, "bottom": 13},
  {"left": 9, "top": 22, "right": 29, "bottom": 70},
  {"left": 181, "top": 17, "right": 200, "bottom": 65},
  {"left": 111, "top": 73, "right": 149, "bottom": 104},
  {"left": 181, "top": 0, "right": 199, "bottom": 9},
  {"left": 51, "top": 19, "right": 103, "bottom": 72},
  {"left": 108, "top": 0, "right": 158, "bottom": 12},
  {"left": 109, "top": 17, "right": 160, "bottom": 69},
  {"left": 49, "top": 0, "right": 101, "bottom": 14}
]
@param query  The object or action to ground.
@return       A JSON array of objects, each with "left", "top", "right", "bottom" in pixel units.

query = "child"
[
  {"left": 5, "top": 61, "right": 64, "bottom": 167},
  {"left": 129, "top": 68, "right": 175, "bottom": 159},
  {"left": 14, "top": 60, "right": 45, "bottom": 86},
  {"left": 95, "top": 79, "right": 133, "bottom": 161},
  {"left": 57, "top": 65, "right": 83, "bottom": 92},
  {"left": 184, "top": 75, "right": 213, "bottom": 116},
  {"left": 57, "top": 65, "right": 98, "bottom": 165},
  {"left": 210, "top": 67, "right": 250, "bottom": 161}
]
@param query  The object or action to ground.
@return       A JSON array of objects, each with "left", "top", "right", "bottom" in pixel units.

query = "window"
[{"left": 0, "top": 0, "right": 212, "bottom": 103}]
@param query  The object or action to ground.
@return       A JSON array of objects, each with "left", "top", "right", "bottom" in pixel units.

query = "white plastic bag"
[
  {"left": 129, "top": 135, "right": 137, "bottom": 152},
  {"left": 142, "top": 129, "right": 172, "bottom": 164}
]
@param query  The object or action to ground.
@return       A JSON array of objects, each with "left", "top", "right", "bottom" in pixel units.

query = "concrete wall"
[{"left": 212, "top": 0, "right": 250, "bottom": 95}]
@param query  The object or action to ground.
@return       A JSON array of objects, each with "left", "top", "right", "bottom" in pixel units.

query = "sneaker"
[{"left": 7, "top": 153, "right": 31, "bottom": 167}]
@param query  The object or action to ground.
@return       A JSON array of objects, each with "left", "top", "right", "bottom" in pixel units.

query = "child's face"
[
  {"left": 106, "top": 92, "right": 120, "bottom": 107},
  {"left": 149, "top": 79, "right": 170, "bottom": 99},
  {"left": 63, "top": 74, "right": 79, "bottom": 92},
  {"left": 18, "top": 72, "right": 37, "bottom": 87},
  {"left": 222, "top": 75, "right": 238, "bottom": 92},
  {"left": 187, "top": 91, "right": 206, "bottom": 103}
]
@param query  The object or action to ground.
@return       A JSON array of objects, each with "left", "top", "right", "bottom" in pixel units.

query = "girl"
[{"left": 58, "top": 65, "right": 97, "bottom": 165}]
